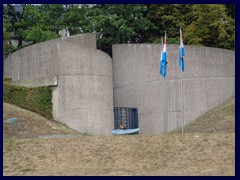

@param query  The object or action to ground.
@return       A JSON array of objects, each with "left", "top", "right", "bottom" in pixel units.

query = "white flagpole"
[
  {"left": 179, "top": 28, "right": 184, "bottom": 134},
  {"left": 163, "top": 78, "right": 166, "bottom": 133},
  {"left": 161, "top": 36, "right": 167, "bottom": 133},
  {"left": 167, "top": 86, "right": 169, "bottom": 132},
  {"left": 166, "top": 82, "right": 168, "bottom": 133},
  {"left": 161, "top": 32, "right": 168, "bottom": 133},
  {"left": 181, "top": 62, "right": 184, "bottom": 133},
  {"left": 163, "top": 78, "right": 165, "bottom": 132},
  {"left": 165, "top": 78, "right": 167, "bottom": 132},
  {"left": 165, "top": 31, "right": 168, "bottom": 133}
]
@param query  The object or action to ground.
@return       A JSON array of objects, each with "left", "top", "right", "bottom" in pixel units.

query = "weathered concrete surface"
[
  {"left": 10, "top": 33, "right": 97, "bottom": 82},
  {"left": 7, "top": 33, "right": 235, "bottom": 135},
  {"left": 53, "top": 42, "right": 114, "bottom": 135},
  {"left": 9, "top": 33, "right": 114, "bottom": 135},
  {"left": 112, "top": 44, "right": 235, "bottom": 134},
  {"left": 4, "top": 56, "right": 11, "bottom": 78},
  {"left": 12, "top": 76, "right": 58, "bottom": 87}
]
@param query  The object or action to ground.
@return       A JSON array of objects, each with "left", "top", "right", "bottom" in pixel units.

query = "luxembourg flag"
[
  {"left": 179, "top": 28, "right": 185, "bottom": 72},
  {"left": 160, "top": 32, "right": 167, "bottom": 78}
]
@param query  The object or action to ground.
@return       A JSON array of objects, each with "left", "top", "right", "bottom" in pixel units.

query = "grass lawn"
[{"left": 3, "top": 97, "right": 235, "bottom": 176}]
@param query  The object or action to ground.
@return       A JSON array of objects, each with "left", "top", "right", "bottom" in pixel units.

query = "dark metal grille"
[{"left": 114, "top": 107, "right": 138, "bottom": 129}]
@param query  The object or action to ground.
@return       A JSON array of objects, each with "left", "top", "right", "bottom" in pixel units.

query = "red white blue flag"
[
  {"left": 179, "top": 28, "right": 185, "bottom": 72},
  {"left": 160, "top": 32, "right": 167, "bottom": 78}
]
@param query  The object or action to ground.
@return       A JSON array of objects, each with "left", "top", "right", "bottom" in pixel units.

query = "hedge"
[{"left": 3, "top": 78, "right": 52, "bottom": 118}]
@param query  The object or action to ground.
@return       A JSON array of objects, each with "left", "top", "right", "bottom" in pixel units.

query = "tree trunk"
[{"left": 18, "top": 36, "right": 23, "bottom": 47}]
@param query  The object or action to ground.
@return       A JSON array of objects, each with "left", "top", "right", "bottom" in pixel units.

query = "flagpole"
[
  {"left": 179, "top": 28, "right": 185, "bottom": 134},
  {"left": 167, "top": 86, "right": 169, "bottom": 132},
  {"left": 181, "top": 64, "right": 184, "bottom": 133},
  {"left": 160, "top": 31, "right": 168, "bottom": 133},
  {"left": 161, "top": 37, "right": 165, "bottom": 133},
  {"left": 165, "top": 31, "right": 168, "bottom": 133},
  {"left": 166, "top": 82, "right": 168, "bottom": 133},
  {"left": 164, "top": 78, "right": 167, "bottom": 133},
  {"left": 163, "top": 78, "right": 165, "bottom": 132},
  {"left": 165, "top": 78, "right": 168, "bottom": 132}
]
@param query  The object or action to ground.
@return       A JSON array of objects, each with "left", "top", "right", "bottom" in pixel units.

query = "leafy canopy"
[{"left": 3, "top": 4, "right": 235, "bottom": 57}]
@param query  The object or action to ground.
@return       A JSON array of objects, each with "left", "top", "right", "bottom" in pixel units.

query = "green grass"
[
  {"left": 174, "top": 97, "right": 235, "bottom": 133},
  {"left": 21, "top": 168, "right": 33, "bottom": 172}
]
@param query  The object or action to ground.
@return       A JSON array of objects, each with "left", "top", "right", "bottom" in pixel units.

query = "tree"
[
  {"left": 184, "top": 4, "right": 235, "bottom": 49},
  {"left": 146, "top": 4, "right": 235, "bottom": 50},
  {"left": 225, "top": 4, "right": 235, "bottom": 19},
  {"left": 4, "top": 4, "right": 62, "bottom": 47},
  {"left": 4, "top": 4, "right": 26, "bottom": 47},
  {"left": 3, "top": 4, "right": 235, "bottom": 53},
  {"left": 3, "top": 20, "right": 10, "bottom": 58},
  {"left": 61, "top": 4, "right": 88, "bottom": 35},
  {"left": 146, "top": 4, "right": 193, "bottom": 44},
  {"left": 25, "top": 24, "right": 59, "bottom": 43},
  {"left": 80, "top": 4, "right": 157, "bottom": 55},
  {"left": 23, "top": 5, "right": 60, "bottom": 43},
  {"left": 37, "top": 4, "right": 65, "bottom": 34}
]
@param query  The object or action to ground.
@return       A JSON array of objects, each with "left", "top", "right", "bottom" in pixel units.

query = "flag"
[
  {"left": 160, "top": 32, "right": 167, "bottom": 78},
  {"left": 179, "top": 28, "right": 185, "bottom": 72}
]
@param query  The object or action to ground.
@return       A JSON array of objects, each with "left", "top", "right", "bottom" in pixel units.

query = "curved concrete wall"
[
  {"left": 4, "top": 56, "right": 11, "bottom": 78},
  {"left": 10, "top": 33, "right": 97, "bottom": 82},
  {"left": 9, "top": 33, "right": 114, "bottom": 135},
  {"left": 112, "top": 44, "right": 235, "bottom": 134},
  {"left": 6, "top": 35, "right": 235, "bottom": 135},
  {"left": 53, "top": 42, "right": 113, "bottom": 135}
]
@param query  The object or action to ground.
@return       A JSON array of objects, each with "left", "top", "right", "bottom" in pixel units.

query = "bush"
[{"left": 3, "top": 78, "right": 52, "bottom": 118}]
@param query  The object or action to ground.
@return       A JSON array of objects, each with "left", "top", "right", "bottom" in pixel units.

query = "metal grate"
[{"left": 114, "top": 107, "right": 138, "bottom": 130}]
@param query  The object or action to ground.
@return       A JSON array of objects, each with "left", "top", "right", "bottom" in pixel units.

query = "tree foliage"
[
  {"left": 184, "top": 5, "right": 235, "bottom": 49},
  {"left": 25, "top": 24, "right": 59, "bottom": 43},
  {"left": 61, "top": 4, "right": 87, "bottom": 35},
  {"left": 3, "top": 20, "right": 10, "bottom": 58},
  {"left": 22, "top": 4, "right": 61, "bottom": 43},
  {"left": 146, "top": 4, "right": 234, "bottom": 49},
  {"left": 3, "top": 4, "right": 235, "bottom": 57},
  {"left": 4, "top": 4, "right": 27, "bottom": 47},
  {"left": 146, "top": 4, "right": 193, "bottom": 43},
  {"left": 80, "top": 4, "right": 157, "bottom": 54}
]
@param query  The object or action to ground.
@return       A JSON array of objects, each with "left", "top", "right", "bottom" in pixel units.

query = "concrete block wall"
[
  {"left": 112, "top": 44, "right": 235, "bottom": 134},
  {"left": 8, "top": 34, "right": 114, "bottom": 135}
]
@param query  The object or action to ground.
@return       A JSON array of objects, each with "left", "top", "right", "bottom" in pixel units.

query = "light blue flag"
[
  {"left": 160, "top": 32, "right": 167, "bottom": 78},
  {"left": 179, "top": 28, "right": 185, "bottom": 72}
]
